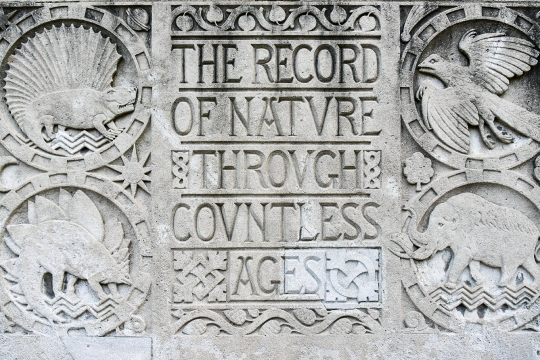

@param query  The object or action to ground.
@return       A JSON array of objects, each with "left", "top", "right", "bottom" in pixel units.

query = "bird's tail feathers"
[{"left": 484, "top": 93, "right": 540, "bottom": 143}]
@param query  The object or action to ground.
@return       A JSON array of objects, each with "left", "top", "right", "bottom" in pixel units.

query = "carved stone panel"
[
  {"left": 154, "top": 2, "right": 398, "bottom": 344},
  {"left": 0, "top": 2, "right": 153, "bottom": 342},
  {"left": 4, "top": 1, "right": 540, "bottom": 359},
  {"left": 397, "top": 3, "right": 540, "bottom": 336}
]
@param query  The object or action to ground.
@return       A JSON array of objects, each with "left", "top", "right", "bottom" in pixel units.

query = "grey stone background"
[{"left": 0, "top": 1, "right": 539, "bottom": 359}]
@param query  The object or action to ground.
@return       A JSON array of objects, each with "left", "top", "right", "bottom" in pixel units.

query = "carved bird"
[{"left": 417, "top": 29, "right": 540, "bottom": 153}]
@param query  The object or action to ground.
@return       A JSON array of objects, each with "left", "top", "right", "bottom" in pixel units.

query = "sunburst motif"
[{"left": 109, "top": 147, "right": 151, "bottom": 196}]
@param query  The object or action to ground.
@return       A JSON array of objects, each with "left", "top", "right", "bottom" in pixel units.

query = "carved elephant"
[{"left": 396, "top": 193, "right": 540, "bottom": 289}]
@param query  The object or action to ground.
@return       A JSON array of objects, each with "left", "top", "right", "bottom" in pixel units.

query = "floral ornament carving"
[
  {"left": 403, "top": 152, "right": 434, "bottom": 192},
  {"left": 172, "top": 5, "right": 380, "bottom": 33},
  {"left": 172, "top": 307, "right": 381, "bottom": 336}
]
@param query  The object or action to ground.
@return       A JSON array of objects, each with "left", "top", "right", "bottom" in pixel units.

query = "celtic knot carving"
[
  {"left": 172, "top": 151, "right": 189, "bottom": 189},
  {"left": 363, "top": 151, "right": 381, "bottom": 189},
  {"left": 173, "top": 251, "right": 227, "bottom": 303}
]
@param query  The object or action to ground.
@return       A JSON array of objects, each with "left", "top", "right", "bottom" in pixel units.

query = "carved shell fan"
[{"left": 4, "top": 24, "right": 121, "bottom": 127}]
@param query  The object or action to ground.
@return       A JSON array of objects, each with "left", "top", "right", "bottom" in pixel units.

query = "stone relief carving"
[
  {"left": 5, "top": 24, "right": 136, "bottom": 153},
  {"left": 172, "top": 150, "right": 189, "bottom": 189},
  {"left": 9, "top": 1, "right": 540, "bottom": 357},
  {"left": 108, "top": 146, "right": 151, "bottom": 196},
  {"left": 0, "top": 8, "right": 16, "bottom": 31},
  {"left": 126, "top": 8, "right": 150, "bottom": 32},
  {"left": 3, "top": 190, "right": 131, "bottom": 325},
  {"left": 401, "top": 5, "right": 540, "bottom": 170},
  {"left": 399, "top": 4, "right": 540, "bottom": 333},
  {"left": 401, "top": 5, "right": 438, "bottom": 42},
  {"left": 0, "top": 4, "right": 152, "bottom": 172},
  {"left": 0, "top": 3, "right": 152, "bottom": 338},
  {"left": 0, "top": 175, "right": 151, "bottom": 336},
  {"left": 392, "top": 193, "right": 540, "bottom": 288},
  {"left": 417, "top": 29, "right": 540, "bottom": 153},
  {"left": 172, "top": 4, "right": 380, "bottom": 33},
  {"left": 403, "top": 152, "right": 433, "bottom": 191},
  {"left": 403, "top": 311, "right": 428, "bottom": 332},
  {"left": 173, "top": 250, "right": 227, "bottom": 303},
  {"left": 172, "top": 307, "right": 381, "bottom": 336}
]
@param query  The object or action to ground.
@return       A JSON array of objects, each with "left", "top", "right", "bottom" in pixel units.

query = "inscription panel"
[
  {"left": 7, "top": 1, "right": 540, "bottom": 359},
  {"left": 153, "top": 2, "right": 399, "bottom": 340}
]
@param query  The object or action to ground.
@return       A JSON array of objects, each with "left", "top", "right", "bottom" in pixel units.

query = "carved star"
[{"left": 109, "top": 146, "right": 151, "bottom": 196}]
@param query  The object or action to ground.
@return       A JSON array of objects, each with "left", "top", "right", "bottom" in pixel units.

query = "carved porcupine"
[{"left": 4, "top": 24, "right": 137, "bottom": 154}]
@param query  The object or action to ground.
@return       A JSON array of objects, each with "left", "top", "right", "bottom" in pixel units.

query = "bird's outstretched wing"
[
  {"left": 421, "top": 84, "right": 479, "bottom": 153},
  {"left": 459, "top": 30, "right": 540, "bottom": 94}
]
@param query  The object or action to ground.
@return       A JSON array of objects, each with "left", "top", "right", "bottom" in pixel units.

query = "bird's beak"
[{"left": 418, "top": 61, "right": 434, "bottom": 74}]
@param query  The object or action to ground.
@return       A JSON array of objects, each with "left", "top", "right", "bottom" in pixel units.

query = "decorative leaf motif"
[
  {"left": 173, "top": 308, "right": 382, "bottom": 336},
  {"left": 238, "top": 14, "right": 256, "bottom": 31},
  {"left": 224, "top": 309, "right": 247, "bottom": 325},
  {"left": 293, "top": 308, "right": 316, "bottom": 325},
  {"left": 176, "top": 15, "right": 194, "bottom": 31},
  {"left": 268, "top": 4, "right": 286, "bottom": 23},
  {"left": 359, "top": 13, "right": 377, "bottom": 32},
  {"left": 298, "top": 14, "right": 317, "bottom": 31},
  {"left": 206, "top": 4, "right": 223, "bottom": 24},
  {"left": 260, "top": 319, "right": 281, "bottom": 335},
  {"left": 331, "top": 318, "right": 353, "bottom": 334},
  {"left": 403, "top": 152, "right": 434, "bottom": 192},
  {"left": 313, "top": 307, "right": 328, "bottom": 317},
  {"left": 172, "top": 4, "right": 381, "bottom": 33},
  {"left": 183, "top": 319, "right": 207, "bottom": 335},
  {"left": 330, "top": 5, "right": 347, "bottom": 24},
  {"left": 368, "top": 309, "right": 380, "bottom": 320}
]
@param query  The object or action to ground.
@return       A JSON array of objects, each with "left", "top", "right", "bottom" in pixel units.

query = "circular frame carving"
[
  {"left": 0, "top": 4, "right": 151, "bottom": 172},
  {"left": 400, "top": 5, "right": 540, "bottom": 170},
  {"left": 0, "top": 172, "right": 151, "bottom": 335}
]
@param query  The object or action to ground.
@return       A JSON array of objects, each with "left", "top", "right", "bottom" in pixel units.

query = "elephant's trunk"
[
  {"left": 404, "top": 206, "right": 429, "bottom": 246},
  {"left": 407, "top": 246, "right": 435, "bottom": 260}
]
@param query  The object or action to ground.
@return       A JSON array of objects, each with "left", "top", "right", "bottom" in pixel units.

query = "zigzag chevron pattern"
[
  {"left": 46, "top": 295, "right": 120, "bottom": 320},
  {"left": 429, "top": 284, "right": 539, "bottom": 312},
  {"left": 51, "top": 131, "right": 109, "bottom": 155}
]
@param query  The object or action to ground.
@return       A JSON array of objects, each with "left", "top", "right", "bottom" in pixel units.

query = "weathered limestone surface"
[{"left": 0, "top": 1, "right": 539, "bottom": 358}]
